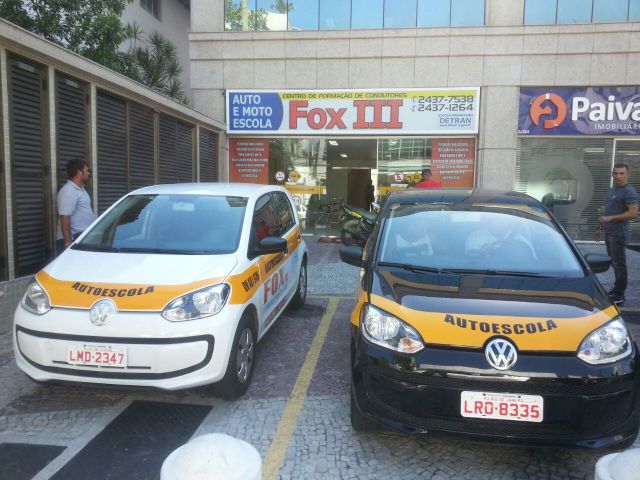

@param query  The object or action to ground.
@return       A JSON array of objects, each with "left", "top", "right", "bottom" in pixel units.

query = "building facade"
[{"left": 190, "top": 0, "right": 640, "bottom": 241}]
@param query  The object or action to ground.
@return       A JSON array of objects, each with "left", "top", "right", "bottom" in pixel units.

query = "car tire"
[
  {"left": 217, "top": 312, "right": 256, "bottom": 400},
  {"left": 350, "top": 385, "right": 378, "bottom": 432},
  {"left": 288, "top": 260, "right": 307, "bottom": 310}
]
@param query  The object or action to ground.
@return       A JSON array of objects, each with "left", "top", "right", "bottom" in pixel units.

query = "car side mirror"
[
  {"left": 340, "top": 246, "right": 364, "bottom": 268},
  {"left": 584, "top": 252, "right": 611, "bottom": 274},
  {"left": 255, "top": 236, "right": 288, "bottom": 255}
]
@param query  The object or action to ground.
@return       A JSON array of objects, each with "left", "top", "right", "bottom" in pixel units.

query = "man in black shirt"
[{"left": 597, "top": 163, "right": 639, "bottom": 306}]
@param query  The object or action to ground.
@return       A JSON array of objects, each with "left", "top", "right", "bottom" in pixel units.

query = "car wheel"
[
  {"left": 217, "top": 312, "right": 256, "bottom": 400},
  {"left": 288, "top": 260, "right": 307, "bottom": 310},
  {"left": 350, "top": 385, "right": 378, "bottom": 432}
]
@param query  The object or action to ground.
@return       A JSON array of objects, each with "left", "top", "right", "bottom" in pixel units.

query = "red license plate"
[
  {"left": 67, "top": 344, "right": 127, "bottom": 367},
  {"left": 461, "top": 391, "right": 543, "bottom": 423}
]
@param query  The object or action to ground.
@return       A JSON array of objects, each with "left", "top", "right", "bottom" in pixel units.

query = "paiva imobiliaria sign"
[{"left": 519, "top": 87, "right": 640, "bottom": 135}]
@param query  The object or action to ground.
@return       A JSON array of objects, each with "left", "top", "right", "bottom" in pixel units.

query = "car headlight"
[
  {"left": 21, "top": 281, "right": 51, "bottom": 315},
  {"left": 162, "top": 284, "right": 231, "bottom": 322},
  {"left": 360, "top": 304, "right": 424, "bottom": 354},
  {"left": 577, "top": 318, "right": 632, "bottom": 364}
]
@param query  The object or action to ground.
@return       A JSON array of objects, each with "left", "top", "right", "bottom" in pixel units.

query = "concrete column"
[
  {"left": 477, "top": 85, "right": 519, "bottom": 190},
  {"left": 0, "top": 47, "right": 14, "bottom": 279}
]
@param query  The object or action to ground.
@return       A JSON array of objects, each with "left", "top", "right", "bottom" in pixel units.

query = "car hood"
[
  {"left": 369, "top": 266, "right": 619, "bottom": 352},
  {"left": 35, "top": 249, "right": 239, "bottom": 311}
]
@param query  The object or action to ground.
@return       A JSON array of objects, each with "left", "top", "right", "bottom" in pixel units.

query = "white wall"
[{"left": 122, "top": 0, "right": 191, "bottom": 99}]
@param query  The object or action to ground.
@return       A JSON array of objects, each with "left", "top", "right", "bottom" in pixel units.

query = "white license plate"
[
  {"left": 67, "top": 344, "right": 127, "bottom": 368},
  {"left": 461, "top": 391, "right": 543, "bottom": 423}
]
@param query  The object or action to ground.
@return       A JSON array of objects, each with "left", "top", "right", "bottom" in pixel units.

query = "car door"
[{"left": 251, "top": 192, "right": 298, "bottom": 333}]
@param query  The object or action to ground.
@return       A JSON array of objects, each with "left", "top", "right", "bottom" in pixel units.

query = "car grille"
[{"left": 364, "top": 368, "right": 636, "bottom": 439}]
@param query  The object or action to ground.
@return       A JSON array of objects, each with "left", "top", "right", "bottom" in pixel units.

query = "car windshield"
[
  {"left": 378, "top": 203, "right": 584, "bottom": 278},
  {"left": 74, "top": 194, "right": 248, "bottom": 254}
]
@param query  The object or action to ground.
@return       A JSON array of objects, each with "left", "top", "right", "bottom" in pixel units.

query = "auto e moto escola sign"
[
  {"left": 226, "top": 88, "right": 480, "bottom": 135},
  {"left": 519, "top": 87, "right": 640, "bottom": 135}
]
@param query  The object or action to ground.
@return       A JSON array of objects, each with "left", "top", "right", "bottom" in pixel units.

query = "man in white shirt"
[{"left": 57, "top": 159, "right": 96, "bottom": 252}]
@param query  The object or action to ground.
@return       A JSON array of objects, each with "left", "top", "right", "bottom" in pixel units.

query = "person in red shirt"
[{"left": 413, "top": 168, "right": 442, "bottom": 189}]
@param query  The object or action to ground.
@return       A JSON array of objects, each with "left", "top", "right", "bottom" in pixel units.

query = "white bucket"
[
  {"left": 161, "top": 433, "right": 262, "bottom": 480},
  {"left": 595, "top": 447, "right": 640, "bottom": 480}
]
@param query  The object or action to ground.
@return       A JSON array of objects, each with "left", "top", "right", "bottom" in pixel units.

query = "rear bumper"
[{"left": 352, "top": 328, "right": 640, "bottom": 448}]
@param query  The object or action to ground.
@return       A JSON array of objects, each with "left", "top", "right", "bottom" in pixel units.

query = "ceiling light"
[{"left": 328, "top": 140, "right": 338, "bottom": 146}]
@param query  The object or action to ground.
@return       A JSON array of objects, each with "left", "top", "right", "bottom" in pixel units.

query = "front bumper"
[
  {"left": 352, "top": 328, "right": 640, "bottom": 448},
  {"left": 13, "top": 303, "right": 244, "bottom": 390}
]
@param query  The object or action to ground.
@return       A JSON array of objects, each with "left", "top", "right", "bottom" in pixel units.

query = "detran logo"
[{"left": 529, "top": 93, "right": 568, "bottom": 129}]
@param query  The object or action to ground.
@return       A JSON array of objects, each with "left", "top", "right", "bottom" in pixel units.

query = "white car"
[{"left": 13, "top": 183, "right": 307, "bottom": 398}]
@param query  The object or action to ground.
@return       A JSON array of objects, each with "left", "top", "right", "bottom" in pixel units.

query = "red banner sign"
[
  {"left": 229, "top": 138, "right": 269, "bottom": 184},
  {"left": 431, "top": 138, "right": 476, "bottom": 188}
]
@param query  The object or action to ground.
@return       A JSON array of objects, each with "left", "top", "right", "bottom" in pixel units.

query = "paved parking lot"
[{"left": 0, "top": 241, "right": 638, "bottom": 479}]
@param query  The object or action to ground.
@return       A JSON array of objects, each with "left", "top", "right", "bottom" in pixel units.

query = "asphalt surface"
[{"left": 0, "top": 240, "right": 638, "bottom": 479}]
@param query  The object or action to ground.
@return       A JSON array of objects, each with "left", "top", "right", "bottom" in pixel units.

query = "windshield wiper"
[
  {"left": 116, "top": 247, "right": 211, "bottom": 255},
  {"left": 444, "top": 268, "right": 551, "bottom": 278},
  {"left": 377, "top": 262, "right": 550, "bottom": 278},
  {"left": 377, "top": 262, "right": 452, "bottom": 274},
  {"left": 71, "top": 244, "right": 120, "bottom": 252}
]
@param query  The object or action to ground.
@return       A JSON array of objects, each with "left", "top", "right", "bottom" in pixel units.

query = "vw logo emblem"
[
  {"left": 485, "top": 338, "right": 518, "bottom": 371},
  {"left": 90, "top": 299, "right": 117, "bottom": 326}
]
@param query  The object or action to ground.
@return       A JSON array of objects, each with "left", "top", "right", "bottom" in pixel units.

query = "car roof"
[
  {"left": 386, "top": 189, "right": 542, "bottom": 208},
  {"left": 129, "top": 183, "right": 289, "bottom": 199}
]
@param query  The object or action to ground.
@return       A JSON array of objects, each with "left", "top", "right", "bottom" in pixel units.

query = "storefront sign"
[
  {"left": 229, "top": 138, "right": 269, "bottom": 183},
  {"left": 431, "top": 138, "right": 476, "bottom": 187},
  {"left": 519, "top": 87, "right": 640, "bottom": 135},
  {"left": 226, "top": 88, "right": 480, "bottom": 135}
]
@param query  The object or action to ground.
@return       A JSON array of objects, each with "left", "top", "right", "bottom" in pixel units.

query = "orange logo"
[{"left": 530, "top": 93, "right": 568, "bottom": 129}]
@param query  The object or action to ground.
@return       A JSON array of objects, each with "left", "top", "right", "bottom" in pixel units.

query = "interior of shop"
[{"left": 266, "top": 137, "right": 438, "bottom": 235}]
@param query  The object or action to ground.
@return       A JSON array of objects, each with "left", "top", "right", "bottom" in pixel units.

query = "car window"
[
  {"left": 75, "top": 194, "right": 248, "bottom": 254},
  {"left": 272, "top": 192, "right": 295, "bottom": 233},
  {"left": 251, "top": 192, "right": 295, "bottom": 245},
  {"left": 378, "top": 203, "right": 584, "bottom": 277}
]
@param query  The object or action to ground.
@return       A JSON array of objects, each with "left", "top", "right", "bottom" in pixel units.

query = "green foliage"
[
  {"left": 120, "top": 25, "right": 189, "bottom": 104},
  {"left": 0, "top": 1, "right": 129, "bottom": 71},
  {"left": 0, "top": 1, "right": 189, "bottom": 104}
]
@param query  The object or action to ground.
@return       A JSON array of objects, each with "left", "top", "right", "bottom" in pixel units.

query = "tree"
[
  {"left": 224, "top": 0, "right": 268, "bottom": 31},
  {"left": 0, "top": 0, "right": 130, "bottom": 71},
  {"left": 272, "top": 0, "right": 293, "bottom": 14},
  {"left": 0, "top": 1, "right": 190, "bottom": 104},
  {"left": 120, "top": 24, "right": 189, "bottom": 104}
]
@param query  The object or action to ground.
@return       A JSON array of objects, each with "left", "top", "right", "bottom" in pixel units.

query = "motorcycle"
[{"left": 340, "top": 202, "right": 379, "bottom": 246}]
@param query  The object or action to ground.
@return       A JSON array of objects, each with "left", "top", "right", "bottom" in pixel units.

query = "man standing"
[
  {"left": 57, "top": 159, "right": 96, "bottom": 252},
  {"left": 414, "top": 168, "right": 442, "bottom": 189},
  {"left": 597, "top": 163, "right": 639, "bottom": 306}
]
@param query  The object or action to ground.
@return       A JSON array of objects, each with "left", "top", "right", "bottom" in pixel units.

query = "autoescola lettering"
[
  {"left": 71, "top": 282, "right": 155, "bottom": 298},
  {"left": 444, "top": 314, "right": 558, "bottom": 335},
  {"left": 264, "top": 267, "right": 289, "bottom": 304}
]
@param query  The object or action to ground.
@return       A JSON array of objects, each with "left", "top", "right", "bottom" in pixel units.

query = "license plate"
[
  {"left": 461, "top": 391, "right": 543, "bottom": 423},
  {"left": 67, "top": 344, "right": 127, "bottom": 367}
]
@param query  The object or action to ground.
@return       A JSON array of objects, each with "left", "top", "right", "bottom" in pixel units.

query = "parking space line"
[{"left": 263, "top": 296, "right": 340, "bottom": 480}]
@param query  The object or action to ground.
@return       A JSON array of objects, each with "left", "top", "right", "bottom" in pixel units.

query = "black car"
[{"left": 341, "top": 189, "right": 639, "bottom": 448}]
